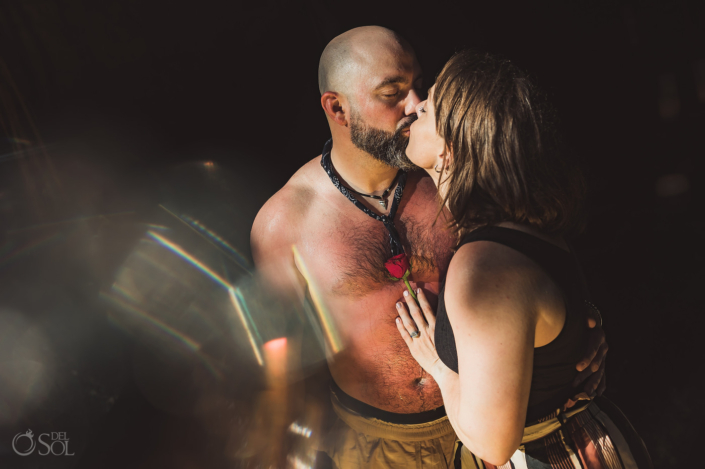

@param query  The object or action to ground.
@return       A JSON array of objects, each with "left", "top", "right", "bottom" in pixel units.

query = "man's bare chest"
[{"left": 298, "top": 207, "right": 454, "bottom": 297}]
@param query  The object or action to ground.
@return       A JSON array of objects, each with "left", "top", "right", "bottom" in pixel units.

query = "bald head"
[
  {"left": 318, "top": 26, "right": 423, "bottom": 170},
  {"left": 318, "top": 26, "right": 416, "bottom": 97}
]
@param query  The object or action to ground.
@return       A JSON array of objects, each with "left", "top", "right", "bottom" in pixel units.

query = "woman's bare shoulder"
[{"left": 445, "top": 240, "right": 541, "bottom": 319}]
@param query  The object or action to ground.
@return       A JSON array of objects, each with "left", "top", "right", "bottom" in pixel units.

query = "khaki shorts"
[
  {"left": 320, "top": 391, "right": 459, "bottom": 469},
  {"left": 318, "top": 389, "right": 651, "bottom": 469}
]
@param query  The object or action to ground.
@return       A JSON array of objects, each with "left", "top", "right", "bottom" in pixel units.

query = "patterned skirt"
[{"left": 455, "top": 397, "right": 652, "bottom": 469}]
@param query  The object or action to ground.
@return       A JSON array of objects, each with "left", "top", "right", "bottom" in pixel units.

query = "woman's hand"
[{"left": 395, "top": 288, "right": 443, "bottom": 376}]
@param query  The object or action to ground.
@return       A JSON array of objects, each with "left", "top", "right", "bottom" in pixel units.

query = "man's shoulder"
[{"left": 252, "top": 155, "right": 323, "bottom": 240}]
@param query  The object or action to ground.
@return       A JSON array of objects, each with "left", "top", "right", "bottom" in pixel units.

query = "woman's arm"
[
  {"left": 445, "top": 242, "right": 537, "bottom": 464},
  {"left": 397, "top": 241, "right": 539, "bottom": 465}
]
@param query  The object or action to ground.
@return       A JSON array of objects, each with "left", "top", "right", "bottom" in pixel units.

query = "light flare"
[
  {"left": 158, "top": 205, "right": 251, "bottom": 275},
  {"left": 8, "top": 137, "right": 32, "bottom": 146},
  {"left": 228, "top": 287, "right": 264, "bottom": 366},
  {"left": 288, "top": 422, "right": 313, "bottom": 438},
  {"left": 0, "top": 232, "right": 63, "bottom": 269},
  {"left": 147, "top": 230, "right": 232, "bottom": 291},
  {"left": 7, "top": 211, "right": 134, "bottom": 233},
  {"left": 292, "top": 245, "right": 342, "bottom": 354},
  {"left": 264, "top": 337, "right": 287, "bottom": 352},
  {"left": 263, "top": 337, "right": 288, "bottom": 381},
  {"left": 110, "top": 282, "right": 142, "bottom": 304},
  {"left": 132, "top": 248, "right": 191, "bottom": 286},
  {"left": 144, "top": 223, "right": 169, "bottom": 231},
  {"left": 102, "top": 290, "right": 222, "bottom": 379},
  {"left": 287, "top": 456, "right": 313, "bottom": 469},
  {"left": 102, "top": 291, "right": 201, "bottom": 351}
]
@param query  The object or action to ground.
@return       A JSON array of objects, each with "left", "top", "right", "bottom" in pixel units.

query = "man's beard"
[{"left": 349, "top": 111, "right": 419, "bottom": 171}]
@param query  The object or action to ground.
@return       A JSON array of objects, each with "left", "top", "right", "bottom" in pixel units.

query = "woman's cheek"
[{"left": 408, "top": 138, "right": 420, "bottom": 162}]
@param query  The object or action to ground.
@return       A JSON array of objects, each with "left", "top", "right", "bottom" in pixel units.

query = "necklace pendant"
[{"left": 379, "top": 199, "right": 387, "bottom": 210}]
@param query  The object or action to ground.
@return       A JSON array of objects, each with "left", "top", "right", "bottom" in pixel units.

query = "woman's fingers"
[
  {"left": 403, "top": 290, "right": 427, "bottom": 331},
  {"left": 396, "top": 317, "right": 413, "bottom": 346},
  {"left": 396, "top": 301, "right": 418, "bottom": 337},
  {"left": 416, "top": 288, "right": 436, "bottom": 329}
]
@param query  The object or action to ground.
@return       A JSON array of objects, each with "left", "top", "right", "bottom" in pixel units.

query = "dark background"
[{"left": 1, "top": 0, "right": 703, "bottom": 467}]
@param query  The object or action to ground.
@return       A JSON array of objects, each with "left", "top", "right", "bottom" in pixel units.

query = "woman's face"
[{"left": 405, "top": 85, "right": 447, "bottom": 180}]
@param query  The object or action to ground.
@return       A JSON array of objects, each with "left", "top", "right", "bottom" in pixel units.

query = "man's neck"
[{"left": 329, "top": 138, "right": 399, "bottom": 195}]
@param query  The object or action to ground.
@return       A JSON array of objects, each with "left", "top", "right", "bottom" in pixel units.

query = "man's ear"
[{"left": 321, "top": 92, "right": 348, "bottom": 127}]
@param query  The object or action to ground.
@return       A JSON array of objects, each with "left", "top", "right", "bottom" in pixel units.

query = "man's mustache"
[{"left": 397, "top": 115, "right": 418, "bottom": 132}]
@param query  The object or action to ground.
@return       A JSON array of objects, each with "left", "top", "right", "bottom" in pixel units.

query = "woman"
[{"left": 395, "top": 50, "right": 651, "bottom": 468}]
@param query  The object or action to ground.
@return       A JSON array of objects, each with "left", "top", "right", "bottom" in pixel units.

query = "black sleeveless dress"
[
  {"left": 435, "top": 225, "right": 590, "bottom": 423},
  {"left": 434, "top": 226, "right": 652, "bottom": 468}
]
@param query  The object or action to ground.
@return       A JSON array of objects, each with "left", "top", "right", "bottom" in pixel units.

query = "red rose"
[
  {"left": 385, "top": 253, "right": 410, "bottom": 279},
  {"left": 385, "top": 253, "right": 418, "bottom": 301}
]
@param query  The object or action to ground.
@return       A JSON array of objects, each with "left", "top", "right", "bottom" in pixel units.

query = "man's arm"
[
  {"left": 251, "top": 189, "right": 307, "bottom": 298},
  {"left": 249, "top": 184, "right": 334, "bottom": 466},
  {"left": 247, "top": 189, "right": 307, "bottom": 467}
]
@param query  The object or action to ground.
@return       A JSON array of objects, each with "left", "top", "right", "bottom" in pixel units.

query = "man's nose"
[{"left": 404, "top": 89, "right": 422, "bottom": 116}]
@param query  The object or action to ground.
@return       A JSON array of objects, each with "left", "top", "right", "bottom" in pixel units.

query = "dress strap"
[{"left": 459, "top": 226, "right": 577, "bottom": 296}]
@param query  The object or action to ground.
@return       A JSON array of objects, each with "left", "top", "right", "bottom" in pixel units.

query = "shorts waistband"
[
  {"left": 522, "top": 401, "right": 594, "bottom": 444},
  {"left": 330, "top": 389, "right": 455, "bottom": 441},
  {"left": 330, "top": 380, "right": 446, "bottom": 425}
]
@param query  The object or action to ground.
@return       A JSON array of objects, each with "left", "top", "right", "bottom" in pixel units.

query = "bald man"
[{"left": 251, "top": 26, "right": 606, "bottom": 468}]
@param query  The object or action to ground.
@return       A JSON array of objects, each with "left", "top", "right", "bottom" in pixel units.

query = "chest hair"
[{"left": 331, "top": 214, "right": 452, "bottom": 296}]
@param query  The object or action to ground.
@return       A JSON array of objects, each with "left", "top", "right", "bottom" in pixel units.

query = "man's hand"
[{"left": 572, "top": 305, "right": 608, "bottom": 396}]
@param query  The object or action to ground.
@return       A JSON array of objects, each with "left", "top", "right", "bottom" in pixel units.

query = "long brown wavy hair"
[{"left": 432, "top": 50, "right": 586, "bottom": 239}]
